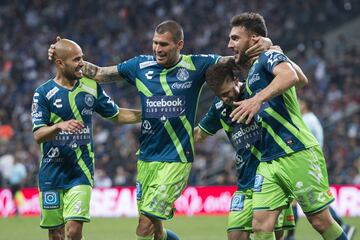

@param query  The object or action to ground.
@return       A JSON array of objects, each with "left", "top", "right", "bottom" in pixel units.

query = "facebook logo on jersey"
[
  {"left": 54, "top": 126, "right": 91, "bottom": 147},
  {"left": 144, "top": 96, "right": 186, "bottom": 120},
  {"left": 230, "top": 121, "right": 261, "bottom": 151}
]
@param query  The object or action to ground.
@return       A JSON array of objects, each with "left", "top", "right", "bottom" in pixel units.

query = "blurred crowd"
[{"left": 0, "top": 0, "right": 359, "bottom": 189}]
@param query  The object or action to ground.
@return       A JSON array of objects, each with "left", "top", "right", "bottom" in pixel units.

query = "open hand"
[
  {"left": 230, "top": 95, "right": 262, "bottom": 124},
  {"left": 56, "top": 119, "right": 84, "bottom": 133},
  {"left": 245, "top": 37, "right": 273, "bottom": 58}
]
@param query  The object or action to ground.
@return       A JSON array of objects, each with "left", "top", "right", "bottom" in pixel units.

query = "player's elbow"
[
  {"left": 285, "top": 69, "right": 300, "bottom": 88},
  {"left": 33, "top": 131, "right": 43, "bottom": 144}
]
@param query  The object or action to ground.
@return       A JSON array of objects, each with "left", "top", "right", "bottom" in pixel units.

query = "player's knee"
[
  {"left": 252, "top": 216, "right": 264, "bottom": 232},
  {"left": 227, "top": 230, "right": 249, "bottom": 240},
  {"left": 66, "top": 223, "right": 83, "bottom": 240},
  {"left": 252, "top": 215, "right": 275, "bottom": 232},
  {"left": 307, "top": 209, "right": 333, "bottom": 233},
  {"left": 136, "top": 215, "right": 155, "bottom": 236},
  {"left": 49, "top": 228, "right": 65, "bottom": 240}
]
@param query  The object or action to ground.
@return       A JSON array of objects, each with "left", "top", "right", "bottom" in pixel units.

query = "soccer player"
[
  {"left": 48, "top": 21, "right": 272, "bottom": 240},
  {"left": 209, "top": 12, "right": 347, "bottom": 240},
  {"left": 194, "top": 63, "right": 295, "bottom": 240},
  {"left": 32, "top": 39, "right": 141, "bottom": 240},
  {"left": 282, "top": 99, "right": 356, "bottom": 240}
]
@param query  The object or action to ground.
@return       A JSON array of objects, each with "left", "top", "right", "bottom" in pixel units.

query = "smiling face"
[
  {"left": 62, "top": 47, "right": 84, "bottom": 81},
  {"left": 54, "top": 39, "right": 84, "bottom": 81},
  {"left": 152, "top": 31, "right": 183, "bottom": 68},
  {"left": 228, "top": 26, "right": 252, "bottom": 65}
]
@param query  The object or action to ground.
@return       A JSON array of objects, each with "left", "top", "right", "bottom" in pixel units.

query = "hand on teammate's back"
[{"left": 48, "top": 36, "right": 62, "bottom": 60}]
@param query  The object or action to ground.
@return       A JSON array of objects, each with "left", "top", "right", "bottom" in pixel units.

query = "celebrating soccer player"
[
  {"left": 195, "top": 62, "right": 295, "bottom": 240},
  {"left": 207, "top": 12, "right": 348, "bottom": 240},
  {"left": 32, "top": 39, "right": 141, "bottom": 240}
]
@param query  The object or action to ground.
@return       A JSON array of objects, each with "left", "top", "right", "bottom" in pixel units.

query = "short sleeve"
[
  {"left": 94, "top": 84, "right": 119, "bottom": 119},
  {"left": 117, "top": 56, "right": 140, "bottom": 86},
  {"left": 198, "top": 99, "right": 223, "bottom": 135},
  {"left": 260, "top": 50, "right": 290, "bottom": 74}
]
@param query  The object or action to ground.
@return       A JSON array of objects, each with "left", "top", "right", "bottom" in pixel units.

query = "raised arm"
[
  {"left": 111, "top": 108, "right": 142, "bottom": 124},
  {"left": 48, "top": 36, "right": 124, "bottom": 83},
  {"left": 82, "top": 62, "right": 124, "bottom": 83}
]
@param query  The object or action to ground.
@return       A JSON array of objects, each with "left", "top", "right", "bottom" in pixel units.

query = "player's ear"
[
  {"left": 55, "top": 58, "right": 64, "bottom": 67},
  {"left": 250, "top": 34, "right": 258, "bottom": 46},
  {"left": 177, "top": 40, "right": 184, "bottom": 51}
]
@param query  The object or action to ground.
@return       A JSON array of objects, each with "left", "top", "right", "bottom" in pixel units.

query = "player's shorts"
[
  {"left": 253, "top": 146, "right": 334, "bottom": 215},
  {"left": 39, "top": 185, "right": 91, "bottom": 229},
  {"left": 227, "top": 189, "right": 295, "bottom": 232},
  {"left": 136, "top": 160, "right": 192, "bottom": 220}
]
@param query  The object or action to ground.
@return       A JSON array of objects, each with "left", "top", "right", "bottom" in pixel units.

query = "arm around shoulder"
[{"left": 82, "top": 62, "right": 124, "bottom": 83}]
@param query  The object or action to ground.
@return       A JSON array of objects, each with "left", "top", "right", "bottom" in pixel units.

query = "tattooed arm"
[{"left": 82, "top": 62, "right": 124, "bottom": 83}]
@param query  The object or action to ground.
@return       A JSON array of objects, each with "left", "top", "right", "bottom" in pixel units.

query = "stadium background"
[{"left": 0, "top": 0, "right": 359, "bottom": 239}]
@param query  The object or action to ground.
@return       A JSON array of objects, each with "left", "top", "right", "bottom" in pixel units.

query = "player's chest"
[
  {"left": 245, "top": 65, "right": 270, "bottom": 94},
  {"left": 138, "top": 67, "right": 200, "bottom": 94},
  {"left": 47, "top": 89, "right": 96, "bottom": 118}
]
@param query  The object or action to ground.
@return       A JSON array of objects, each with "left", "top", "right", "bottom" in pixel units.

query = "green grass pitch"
[{"left": 0, "top": 216, "right": 358, "bottom": 239}]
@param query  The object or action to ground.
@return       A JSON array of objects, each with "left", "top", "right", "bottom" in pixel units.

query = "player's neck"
[{"left": 54, "top": 74, "right": 78, "bottom": 90}]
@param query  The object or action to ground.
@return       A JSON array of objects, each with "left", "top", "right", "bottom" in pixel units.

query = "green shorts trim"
[
  {"left": 136, "top": 160, "right": 192, "bottom": 220},
  {"left": 253, "top": 146, "right": 334, "bottom": 214},
  {"left": 39, "top": 185, "right": 92, "bottom": 228}
]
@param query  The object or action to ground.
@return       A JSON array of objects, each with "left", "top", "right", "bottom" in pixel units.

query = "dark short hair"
[
  {"left": 230, "top": 12, "right": 267, "bottom": 37},
  {"left": 155, "top": 20, "right": 184, "bottom": 43},
  {"left": 206, "top": 61, "right": 235, "bottom": 90}
]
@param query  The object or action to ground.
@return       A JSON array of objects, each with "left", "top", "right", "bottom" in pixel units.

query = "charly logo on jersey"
[
  {"left": 176, "top": 68, "right": 189, "bottom": 81},
  {"left": 221, "top": 108, "right": 227, "bottom": 117},
  {"left": 145, "top": 70, "right": 154, "bottom": 80},
  {"left": 84, "top": 94, "right": 94, "bottom": 107},
  {"left": 53, "top": 99, "right": 63, "bottom": 108},
  {"left": 144, "top": 96, "right": 186, "bottom": 121}
]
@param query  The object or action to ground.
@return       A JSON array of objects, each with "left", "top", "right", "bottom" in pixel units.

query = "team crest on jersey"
[
  {"left": 176, "top": 68, "right": 189, "bottom": 81},
  {"left": 85, "top": 94, "right": 94, "bottom": 107}
]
